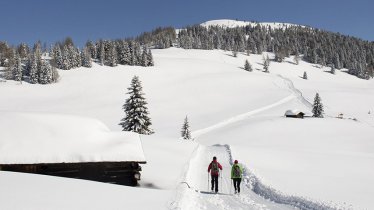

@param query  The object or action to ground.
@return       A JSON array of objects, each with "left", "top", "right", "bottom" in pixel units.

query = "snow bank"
[
  {"left": 0, "top": 112, "right": 146, "bottom": 164},
  {"left": 0, "top": 171, "right": 170, "bottom": 210}
]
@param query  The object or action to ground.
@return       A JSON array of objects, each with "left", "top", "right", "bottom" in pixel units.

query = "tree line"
[
  {"left": 0, "top": 37, "right": 154, "bottom": 84},
  {"left": 177, "top": 24, "right": 374, "bottom": 79}
]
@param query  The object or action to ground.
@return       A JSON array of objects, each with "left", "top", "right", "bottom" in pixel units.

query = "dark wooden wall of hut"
[{"left": 0, "top": 162, "right": 144, "bottom": 186}]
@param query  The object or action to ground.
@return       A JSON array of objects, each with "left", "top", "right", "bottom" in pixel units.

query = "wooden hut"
[
  {"left": 285, "top": 110, "right": 305, "bottom": 118},
  {"left": 0, "top": 113, "right": 146, "bottom": 186}
]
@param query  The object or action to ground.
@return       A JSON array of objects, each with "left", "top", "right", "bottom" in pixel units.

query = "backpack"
[
  {"left": 211, "top": 162, "right": 219, "bottom": 174},
  {"left": 233, "top": 165, "right": 241, "bottom": 177}
]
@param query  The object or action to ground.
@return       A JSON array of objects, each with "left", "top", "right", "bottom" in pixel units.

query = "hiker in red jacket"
[{"left": 208, "top": 156, "right": 223, "bottom": 193}]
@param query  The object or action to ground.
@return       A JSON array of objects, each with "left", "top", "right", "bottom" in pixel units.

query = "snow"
[
  {"left": 1, "top": 45, "right": 374, "bottom": 209},
  {"left": 201, "top": 19, "right": 304, "bottom": 30},
  {"left": 284, "top": 109, "right": 302, "bottom": 116},
  {"left": 0, "top": 112, "right": 146, "bottom": 164},
  {"left": 0, "top": 171, "right": 170, "bottom": 210}
]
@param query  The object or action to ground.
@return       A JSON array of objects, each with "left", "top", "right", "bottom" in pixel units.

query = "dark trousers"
[
  {"left": 233, "top": 178, "right": 241, "bottom": 192},
  {"left": 211, "top": 175, "right": 219, "bottom": 192}
]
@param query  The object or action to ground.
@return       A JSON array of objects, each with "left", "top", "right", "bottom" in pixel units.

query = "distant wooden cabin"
[
  {"left": 0, "top": 113, "right": 146, "bottom": 186},
  {"left": 285, "top": 110, "right": 305, "bottom": 118}
]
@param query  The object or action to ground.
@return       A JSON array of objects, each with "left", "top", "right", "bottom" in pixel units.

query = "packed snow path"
[{"left": 173, "top": 145, "right": 295, "bottom": 210}]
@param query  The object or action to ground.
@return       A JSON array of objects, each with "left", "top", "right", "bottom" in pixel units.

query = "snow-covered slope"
[
  {"left": 1, "top": 47, "right": 373, "bottom": 209},
  {"left": 201, "top": 19, "right": 304, "bottom": 29}
]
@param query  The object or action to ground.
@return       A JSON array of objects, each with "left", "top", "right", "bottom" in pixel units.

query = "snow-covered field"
[{"left": 1, "top": 44, "right": 373, "bottom": 209}]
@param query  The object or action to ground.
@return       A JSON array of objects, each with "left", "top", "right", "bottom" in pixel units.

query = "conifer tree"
[
  {"left": 232, "top": 49, "right": 238, "bottom": 57},
  {"left": 29, "top": 55, "right": 38, "bottom": 84},
  {"left": 38, "top": 60, "right": 53, "bottom": 84},
  {"left": 51, "top": 65, "right": 59, "bottom": 83},
  {"left": 303, "top": 71, "right": 308, "bottom": 80},
  {"left": 62, "top": 45, "right": 71, "bottom": 70},
  {"left": 263, "top": 55, "right": 270, "bottom": 73},
  {"left": 244, "top": 59, "right": 252, "bottom": 71},
  {"left": 81, "top": 47, "right": 92, "bottom": 68},
  {"left": 147, "top": 49, "right": 154, "bottom": 66},
  {"left": 330, "top": 64, "right": 336, "bottom": 74},
  {"left": 294, "top": 52, "right": 300, "bottom": 65},
  {"left": 312, "top": 93, "right": 324, "bottom": 118},
  {"left": 117, "top": 40, "right": 131, "bottom": 65},
  {"left": 53, "top": 45, "right": 63, "bottom": 69},
  {"left": 108, "top": 42, "right": 117, "bottom": 67},
  {"left": 100, "top": 42, "right": 105, "bottom": 66},
  {"left": 181, "top": 116, "right": 192, "bottom": 140},
  {"left": 141, "top": 46, "right": 149, "bottom": 67},
  {"left": 119, "top": 76, "right": 154, "bottom": 135},
  {"left": 13, "top": 54, "right": 22, "bottom": 82}
]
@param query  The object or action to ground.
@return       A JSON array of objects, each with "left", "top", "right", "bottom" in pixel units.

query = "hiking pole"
[
  {"left": 207, "top": 172, "right": 209, "bottom": 191},
  {"left": 230, "top": 179, "right": 232, "bottom": 195},
  {"left": 220, "top": 172, "right": 223, "bottom": 194}
]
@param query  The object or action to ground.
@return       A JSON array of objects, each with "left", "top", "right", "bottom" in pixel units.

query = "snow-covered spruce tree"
[
  {"left": 263, "top": 55, "right": 270, "bottom": 73},
  {"left": 141, "top": 46, "right": 149, "bottom": 67},
  {"left": 147, "top": 49, "right": 154, "bottom": 66},
  {"left": 107, "top": 42, "right": 117, "bottom": 67},
  {"left": 181, "top": 116, "right": 192, "bottom": 140},
  {"left": 62, "top": 45, "right": 71, "bottom": 70},
  {"left": 51, "top": 65, "right": 60, "bottom": 83},
  {"left": 117, "top": 40, "right": 131, "bottom": 65},
  {"left": 38, "top": 60, "right": 53, "bottom": 84},
  {"left": 232, "top": 49, "right": 238, "bottom": 57},
  {"left": 303, "top": 71, "right": 308, "bottom": 80},
  {"left": 312, "top": 93, "right": 324, "bottom": 118},
  {"left": 29, "top": 55, "right": 38, "bottom": 84},
  {"left": 13, "top": 53, "right": 23, "bottom": 82},
  {"left": 85, "top": 40, "right": 97, "bottom": 60},
  {"left": 330, "top": 64, "right": 336, "bottom": 74},
  {"left": 17, "top": 43, "right": 29, "bottom": 60},
  {"left": 81, "top": 47, "right": 92, "bottom": 68},
  {"left": 52, "top": 45, "right": 63, "bottom": 69},
  {"left": 119, "top": 76, "right": 154, "bottom": 135},
  {"left": 69, "top": 46, "right": 81, "bottom": 68},
  {"left": 294, "top": 52, "right": 300, "bottom": 65},
  {"left": 100, "top": 41, "right": 105, "bottom": 66},
  {"left": 244, "top": 59, "right": 252, "bottom": 71}
]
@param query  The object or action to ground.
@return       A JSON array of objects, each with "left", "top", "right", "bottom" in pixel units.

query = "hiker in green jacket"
[{"left": 231, "top": 160, "right": 243, "bottom": 194}]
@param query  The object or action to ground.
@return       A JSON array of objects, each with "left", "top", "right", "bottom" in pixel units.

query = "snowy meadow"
[{"left": 0, "top": 21, "right": 374, "bottom": 210}]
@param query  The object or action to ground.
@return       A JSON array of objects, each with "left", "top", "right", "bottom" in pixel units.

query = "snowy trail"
[
  {"left": 191, "top": 95, "right": 296, "bottom": 138},
  {"left": 275, "top": 74, "right": 313, "bottom": 110},
  {"left": 172, "top": 145, "right": 294, "bottom": 210}
]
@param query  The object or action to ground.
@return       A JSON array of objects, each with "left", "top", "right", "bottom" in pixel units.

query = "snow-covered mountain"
[
  {"left": 1, "top": 33, "right": 374, "bottom": 209},
  {"left": 201, "top": 19, "right": 305, "bottom": 29}
]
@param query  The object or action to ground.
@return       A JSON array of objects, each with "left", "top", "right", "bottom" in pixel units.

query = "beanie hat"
[{"left": 234, "top": 160, "right": 238, "bottom": 164}]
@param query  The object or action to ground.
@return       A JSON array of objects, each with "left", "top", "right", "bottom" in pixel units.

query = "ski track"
[
  {"left": 172, "top": 75, "right": 354, "bottom": 210},
  {"left": 191, "top": 95, "right": 296, "bottom": 138},
  {"left": 275, "top": 74, "right": 313, "bottom": 110},
  {"left": 173, "top": 144, "right": 349, "bottom": 210},
  {"left": 172, "top": 145, "right": 294, "bottom": 210},
  {"left": 192, "top": 73, "right": 317, "bottom": 139}
]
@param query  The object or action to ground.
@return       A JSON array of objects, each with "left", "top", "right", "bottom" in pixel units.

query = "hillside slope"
[{"left": 0, "top": 47, "right": 373, "bottom": 209}]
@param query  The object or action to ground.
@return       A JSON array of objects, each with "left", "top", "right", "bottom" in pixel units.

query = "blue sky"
[{"left": 0, "top": 0, "right": 373, "bottom": 47}]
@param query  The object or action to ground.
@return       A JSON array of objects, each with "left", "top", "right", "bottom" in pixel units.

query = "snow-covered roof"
[
  {"left": 0, "top": 112, "right": 146, "bottom": 164},
  {"left": 285, "top": 110, "right": 304, "bottom": 116}
]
